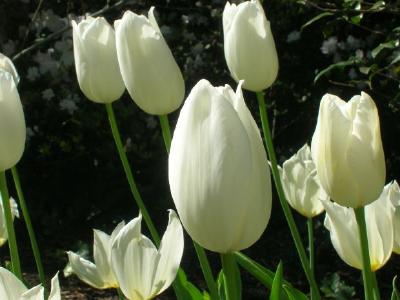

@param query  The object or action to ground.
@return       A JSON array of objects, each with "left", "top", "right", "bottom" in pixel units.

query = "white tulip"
[
  {"left": 323, "top": 181, "right": 399, "bottom": 271},
  {"left": 114, "top": 7, "right": 185, "bottom": 115},
  {"left": 111, "top": 210, "right": 184, "bottom": 300},
  {"left": 0, "top": 70, "right": 26, "bottom": 171},
  {"left": 311, "top": 92, "right": 385, "bottom": 208},
  {"left": 0, "top": 196, "right": 19, "bottom": 247},
  {"left": 0, "top": 53, "right": 19, "bottom": 84},
  {"left": 223, "top": 0, "right": 279, "bottom": 92},
  {"left": 0, "top": 267, "right": 60, "bottom": 300},
  {"left": 388, "top": 181, "right": 400, "bottom": 254},
  {"left": 279, "top": 144, "right": 327, "bottom": 218},
  {"left": 72, "top": 16, "right": 125, "bottom": 103},
  {"left": 67, "top": 221, "right": 125, "bottom": 289},
  {"left": 169, "top": 79, "right": 271, "bottom": 253}
]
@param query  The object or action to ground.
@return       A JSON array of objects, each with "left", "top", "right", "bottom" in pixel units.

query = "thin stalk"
[
  {"left": 354, "top": 207, "right": 374, "bottom": 300},
  {"left": 11, "top": 167, "right": 46, "bottom": 288},
  {"left": 256, "top": 91, "right": 320, "bottom": 300},
  {"left": 307, "top": 217, "right": 315, "bottom": 299},
  {"left": 371, "top": 272, "right": 381, "bottom": 300},
  {"left": 105, "top": 103, "right": 160, "bottom": 244},
  {"left": 158, "top": 115, "right": 219, "bottom": 300},
  {"left": 117, "top": 288, "right": 125, "bottom": 300},
  {"left": 221, "top": 253, "right": 241, "bottom": 300},
  {"left": 158, "top": 115, "right": 172, "bottom": 152},
  {"left": 0, "top": 171, "right": 22, "bottom": 279}
]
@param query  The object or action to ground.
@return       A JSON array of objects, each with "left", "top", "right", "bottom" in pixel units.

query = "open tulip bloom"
[
  {"left": 311, "top": 92, "right": 385, "bottom": 208},
  {"left": 223, "top": 0, "right": 279, "bottom": 92},
  {"left": 72, "top": 16, "right": 125, "bottom": 103},
  {"left": 67, "top": 221, "right": 125, "bottom": 289},
  {"left": 111, "top": 210, "right": 184, "bottom": 300},
  {"left": 0, "top": 267, "right": 60, "bottom": 300},
  {"left": 387, "top": 181, "right": 400, "bottom": 254},
  {"left": 279, "top": 144, "right": 327, "bottom": 218},
  {"left": 169, "top": 79, "right": 272, "bottom": 253},
  {"left": 323, "top": 181, "right": 400, "bottom": 271},
  {"left": 0, "top": 196, "right": 19, "bottom": 247},
  {"left": 115, "top": 7, "right": 185, "bottom": 115}
]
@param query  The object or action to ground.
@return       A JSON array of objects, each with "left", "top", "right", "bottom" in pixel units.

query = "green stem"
[
  {"left": 117, "top": 288, "right": 125, "bottom": 300},
  {"left": 256, "top": 91, "right": 320, "bottom": 300},
  {"left": 307, "top": 217, "right": 315, "bottom": 299},
  {"left": 158, "top": 115, "right": 172, "bottom": 152},
  {"left": 354, "top": 207, "right": 375, "bottom": 300},
  {"left": 221, "top": 253, "right": 241, "bottom": 300},
  {"left": 0, "top": 171, "right": 22, "bottom": 279},
  {"left": 105, "top": 103, "right": 160, "bottom": 244},
  {"left": 158, "top": 115, "right": 219, "bottom": 300},
  {"left": 11, "top": 167, "right": 46, "bottom": 288}
]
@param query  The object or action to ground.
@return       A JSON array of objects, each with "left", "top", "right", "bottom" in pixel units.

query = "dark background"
[{"left": 0, "top": 0, "right": 399, "bottom": 298}]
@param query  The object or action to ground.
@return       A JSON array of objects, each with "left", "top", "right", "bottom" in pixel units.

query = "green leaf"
[
  {"left": 301, "top": 12, "right": 333, "bottom": 31},
  {"left": 175, "top": 269, "right": 205, "bottom": 300},
  {"left": 372, "top": 40, "right": 399, "bottom": 58},
  {"left": 269, "top": 262, "right": 283, "bottom": 300},
  {"left": 369, "top": 1, "right": 386, "bottom": 11},
  {"left": 391, "top": 276, "right": 400, "bottom": 300},
  {"left": 314, "top": 59, "right": 358, "bottom": 83},
  {"left": 283, "top": 285, "right": 309, "bottom": 300},
  {"left": 217, "top": 270, "right": 226, "bottom": 300}
]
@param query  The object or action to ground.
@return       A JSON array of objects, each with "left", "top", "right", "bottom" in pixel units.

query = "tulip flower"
[
  {"left": 72, "top": 16, "right": 125, "bottom": 103},
  {"left": 67, "top": 221, "right": 125, "bottom": 289},
  {"left": 169, "top": 79, "right": 271, "bottom": 253},
  {"left": 223, "top": 0, "right": 279, "bottom": 92},
  {"left": 279, "top": 144, "right": 327, "bottom": 218},
  {"left": 0, "top": 196, "right": 19, "bottom": 247},
  {"left": 0, "top": 267, "right": 60, "bottom": 299},
  {"left": 114, "top": 7, "right": 185, "bottom": 115},
  {"left": 0, "top": 70, "right": 26, "bottom": 171},
  {"left": 0, "top": 53, "right": 19, "bottom": 84},
  {"left": 311, "top": 92, "right": 385, "bottom": 208},
  {"left": 111, "top": 210, "right": 184, "bottom": 300},
  {"left": 323, "top": 181, "right": 400, "bottom": 271},
  {"left": 388, "top": 181, "right": 400, "bottom": 254}
]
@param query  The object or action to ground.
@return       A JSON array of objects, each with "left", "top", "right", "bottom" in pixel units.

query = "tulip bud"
[
  {"left": 72, "top": 16, "right": 125, "bottom": 103},
  {"left": 0, "top": 53, "right": 19, "bottom": 84},
  {"left": 0, "top": 71, "right": 26, "bottom": 171},
  {"left": 311, "top": 92, "right": 385, "bottom": 208},
  {"left": 279, "top": 144, "right": 327, "bottom": 218},
  {"left": 115, "top": 7, "right": 185, "bottom": 115},
  {"left": 323, "top": 181, "right": 398, "bottom": 271},
  {"left": 169, "top": 79, "right": 272, "bottom": 253},
  {"left": 223, "top": 0, "right": 279, "bottom": 92}
]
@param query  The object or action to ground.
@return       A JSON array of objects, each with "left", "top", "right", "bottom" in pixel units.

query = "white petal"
[
  {"left": 0, "top": 267, "right": 27, "bottom": 299},
  {"left": 93, "top": 230, "right": 116, "bottom": 286},
  {"left": 48, "top": 272, "right": 61, "bottom": 300},
  {"left": 151, "top": 210, "right": 184, "bottom": 296},
  {"left": 21, "top": 285, "right": 43, "bottom": 300}
]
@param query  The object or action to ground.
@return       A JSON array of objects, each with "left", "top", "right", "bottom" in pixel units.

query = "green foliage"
[
  {"left": 391, "top": 276, "right": 400, "bottom": 300},
  {"left": 269, "top": 261, "right": 283, "bottom": 300},
  {"left": 321, "top": 273, "right": 356, "bottom": 299}
]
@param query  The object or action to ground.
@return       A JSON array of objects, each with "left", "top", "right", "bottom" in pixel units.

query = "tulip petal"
[
  {"left": 93, "top": 230, "right": 117, "bottom": 286},
  {"left": 48, "top": 272, "right": 61, "bottom": 300},
  {"left": 67, "top": 251, "right": 106, "bottom": 289},
  {"left": 21, "top": 285, "right": 44, "bottom": 300},
  {"left": 151, "top": 210, "right": 184, "bottom": 296},
  {"left": 0, "top": 267, "right": 27, "bottom": 300}
]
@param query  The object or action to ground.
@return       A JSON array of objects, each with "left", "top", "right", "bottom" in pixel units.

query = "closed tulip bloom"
[
  {"left": 72, "top": 16, "right": 125, "bottom": 103},
  {"left": 323, "top": 181, "right": 399, "bottom": 271},
  {"left": 311, "top": 92, "right": 385, "bottom": 208},
  {"left": 67, "top": 221, "right": 125, "bottom": 289},
  {"left": 388, "top": 181, "right": 400, "bottom": 254},
  {"left": 223, "top": 0, "right": 279, "bottom": 92},
  {"left": 0, "top": 53, "right": 19, "bottom": 84},
  {"left": 111, "top": 210, "right": 184, "bottom": 300},
  {"left": 279, "top": 144, "right": 327, "bottom": 218},
  {"left": 0, "top": 196, "right": 19, "bottom": 247},
  {"left": 114, "top": 7, "right": 185, "bottom": 115},
  {"left": 0, "top": 71, "right": 26, "bottom": 171},
  {"left": 169, "top": 79, "right": 271, "bottom": 253},
  {"left": 0, "top": 267, "right": 60, "bottom": 300}
]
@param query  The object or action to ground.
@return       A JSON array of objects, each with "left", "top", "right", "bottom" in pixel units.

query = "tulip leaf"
[
  {"left": 314, "top": 59, "right": 359, "bottom": 83},
  {"left": 269, "top": 261, "right": 283, "bottom": 300},
  {"left": 283, "top": 284, "right": 309, "bottom": 300},
  {"left": 391, "top": 276, "right": 400, "bottom": 300},
  {"left": 175, "top": 269, "right": 206, "bottom": 300},
  {"left": 217, "top": 270, "right": 227, "bottom": 300},
  {"left": 301, "top": 12, "right": 333, "bottom": 31}
]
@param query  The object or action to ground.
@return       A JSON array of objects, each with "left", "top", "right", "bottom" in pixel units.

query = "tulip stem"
[
  {"left": 354, "top": 207, "right": 375, "bottom": 300},
  {"left": 11, "top": 167, "right": 46, "bottom": 289},
  {"left": 105, "top": 103, "right": 160, "bottom": 244},
  {"left": 158, "top": 114, "right": 220, "bottom": 300},
  {"left": 256, "top": 91, "right": 320, "bottom": 300},
  {"left": 307, "top": 217, "right": 315, "bottom": 299},
  {"left": 117, "top": 288, "right": 125, "bottom": 299},
  {"left": 221, "top": 253, "right": 241, "bottom": 300},
  {"left": 159, "top": 115, "right": 172, "bottom": 152},
  {"left": 0, "top": 171, "right": 22, "bottom": 279}
]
